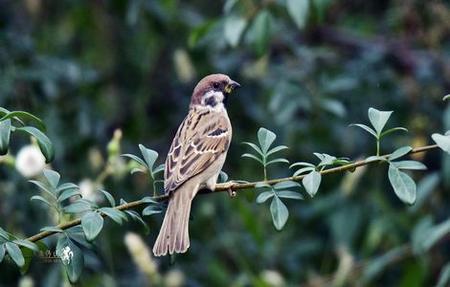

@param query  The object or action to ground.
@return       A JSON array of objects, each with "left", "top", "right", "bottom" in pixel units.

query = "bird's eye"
[{"left": 213, "top": 82, "right": 220, "bottom": 89}]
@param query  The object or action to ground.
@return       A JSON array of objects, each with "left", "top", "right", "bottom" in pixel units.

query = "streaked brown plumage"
[{"left": 153, "top": 74, "right": 240, "bottom": 256}]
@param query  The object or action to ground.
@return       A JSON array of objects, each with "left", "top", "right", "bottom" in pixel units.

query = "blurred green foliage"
[{"left": 0, "top": 0, "right": 450, "bottom": 286}]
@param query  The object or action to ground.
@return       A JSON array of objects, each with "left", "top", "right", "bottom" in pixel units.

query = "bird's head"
[{"left": 190, "top": 74, "right": 240, "bottom": 108}]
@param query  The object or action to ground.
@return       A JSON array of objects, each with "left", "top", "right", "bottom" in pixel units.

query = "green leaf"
[
  {"left": 273, "top": 180, "right": 300, "bottom": 190},
  {"left": 256, "top": 191, "right": 274, "bottom": 203},
  {"left": 20, "top": 247, "right": 33, "bottom": 274},
  {"left": 293, "top": 166, "right": 316, "bottom": 176},
  {"left": 56, "top": 183, "right": 79, "bottom": 195},
  {"left": 0, "top": 228, "right": 10, "bottom": 241},
  {"left": 368, "top": 108, "right": 392, "bottom": 135},
  {"left": 121, "top": 153, "right": 147, "bottom": 168},
  {"left": 362, "top": 246, "right": 407, "bottom": 283},
  {"left": 315, "top": 153, "right": 337, "bottom": 166},
  {"left": 266, "top": 158, "right": 289, "bottom": 166},
  {"left": 224, "top": 0, "right": 238, "bottom": 13},
  {"left": 100, "top": 207, "right": 127, "bottom": 224},
  {"left": 0, "top": 111, "right": 45, "bottom": 131},
  {"left": 242, "top": 142, "right": 264, "bottom": 157},
  {"left": 58, "top": 188, "right": 81, "bottom": 202},
  {"left": 29, "top": 180, "right": 55, "bottom": 197},
  {"left": 255, "top": 182, "right": 272, "bottom": 190},
  {"left": 432, "top": 133, "right": 450, "bottom": 154},
  {"left": 389, "top": 146, "right": 412, "bottom": 161},
  {"left": 0, "top": 107, "right": 9, "bottom": 116},
  {"left": 290, "top": 162, "right": 315, "bottom": 168},
  {"left": 40, "top": 226, "right": 64, "bottom": 233},
  {"left": 409, "top": 172, "right": 440, "bottom": 213},
  {"left": 411, "top": 217, "right": 433, "bottom": 254},
  {"left": 270, "top": 197, "right": 289, "bottom": 230},
  {"left": 188, "top": 20, "right": 216, "bottom": 48},
  {"left": 125, "top": 210, "right": 149, "bottom": 232},
  {"left": 388, "top": 164, "right": 416, "bottom": 205},
  {"left": 313, "top": 153, "right": 325, "bottom": 161},
  {"left": 43, "top": 169, "right": 60, "bottom": 188},
  {"left": 349, "top": 124, "right": 378, "bottom": 138},
  {"left": 443, "top": 94, "right": 450, "bottom": 101},
  {"left": 241, "top": 153, "right": 263, "bottom": 164},
  {"left": 31, "top": 195, "right": 54, "bottom": 208},
  {"left": 365, "top": 156, "right": 386, "bottom": 163},
  {"left": 56, "top": 236, "right": 84, "bottom": 283},
  {"left": 15, "top": 126, "right": 54, "bottom": 163},
  {"left": 5, "top": 242, "right": 25, "bottom": 267},
  {"left": 391, "top": 160, "right": 427, "bottom": 170},
  {"left": 224, "top": 14, "right": 247, "bottom": 47},
  {"left": 302, "top": 171, "right": 321, "bottom": 197},
  {"left": 277, "top": 190, "right": 304, "bottom": 200},
  {"left": 286, "top": 0, "right": 309, "bottom": 29},
  {"left": 437, "top": 263, "right": 450, "bottom": 287},
  {"left": 99, "top": 189, "right": 115, "bottom": 207},
  {"left": 219, "top": 171, "right": 229, "bottom": 183},
  {"left": 131, "top": 167, "right": 145, "bottom": 174},
  {"left": 421, "top": 219, "right": 450, "bottom": 252},
  {"left": 13, "top": 239, "right": 39, "bottom": 252},
  {"left": 333, "top": 159, "right": 351, "bottom": 166},
  {"left": 0, "top": 119, "right": 11, "bottom": 155},
  {"left": 257, "top": 128, "right": 276, "bottom": 154},
  {"left": 81, "top": 212, "right": 104, "bottom": 241},
  {"left": 266, "top": 145, "right": 288, "bottom": 157},
  {"left": 0, "top": 244, "right": 5, "bottom": 263},
  {"left": 142, "top": 205, "right": 163, "bottom": 216},
  {"left": 247, "top": 10, "right": 271, "bottom": 55},
  {"left": 140, "top": 196, "right": 158, "bottom": 204},
  {"left": 380, "top": 127, "right": 408, "bottom": 138},
  {"left": 320, "top": 98, "right": 347, "bottom": 118},
  {"left": 139, "top": 144, "right": 158, "bottom": 171},
  {"left": 65, "top": 227, "right": 92, "bottom": 249},
  {"left": 152, "top": 164, "right": 165, "bottom": 175},
  {"left": 63, "top": 200, "right": 92, "bottom": 214}
]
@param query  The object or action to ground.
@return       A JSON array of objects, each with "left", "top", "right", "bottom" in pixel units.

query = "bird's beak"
[{"left": 225, "top": 80, "right": 241, "bottom": 94}]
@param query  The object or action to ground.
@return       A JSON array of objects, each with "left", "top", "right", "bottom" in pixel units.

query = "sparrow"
[{"left": 153, "top": 74, "right": 240, "bottom": 256}]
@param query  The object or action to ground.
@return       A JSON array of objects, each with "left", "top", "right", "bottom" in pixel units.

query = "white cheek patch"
[{"left": 202, "top": 90, "right": 224, "bottom": 108}]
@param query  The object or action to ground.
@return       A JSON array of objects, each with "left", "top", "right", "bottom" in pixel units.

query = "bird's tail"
[{"left": 152, "top": 183, "right": 197, "bottom": 256}]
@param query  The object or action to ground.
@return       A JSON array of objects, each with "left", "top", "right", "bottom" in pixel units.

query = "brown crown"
[{"left": 190, "top": 74, "right": 232, "bottom": 106}]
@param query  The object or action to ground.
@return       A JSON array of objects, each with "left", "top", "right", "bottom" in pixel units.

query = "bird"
[{"left": 153, "top": 74, "right": 240, "bottom": 256}]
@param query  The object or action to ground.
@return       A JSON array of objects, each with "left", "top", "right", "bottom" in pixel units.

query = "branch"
[{"left": 26, "top": 144, "right": 439, "bottom": 243}]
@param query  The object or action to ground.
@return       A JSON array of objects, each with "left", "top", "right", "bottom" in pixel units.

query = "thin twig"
[{"left": 26, "top": 144, "right": 439, "bottom": 243}]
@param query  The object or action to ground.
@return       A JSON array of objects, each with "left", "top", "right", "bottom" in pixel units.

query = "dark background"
[{"left": 0, "top": 0, "right": 449, "bottom": 286}]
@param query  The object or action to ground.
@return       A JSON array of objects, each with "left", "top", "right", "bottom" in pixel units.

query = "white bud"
[
  {"left": 78, "top": 179, "right": 97, "bottom": 202},
  {"left": 261, "top": 270, "right": 285, "bottom": 287},
  {"left": 15, "top": 145, "right": 46, "bottom": 178},
  {"left": 18, "top": 276, "right": 34, "bottom": 287},
  {"left": 173, "top": 49, "right": 195, "bottom": 83},
  {"left": 124, "top": 232, "right": 159, "bottom": 282},
  {"left": 164, "top": 269, "right": 185, "bottom": 287}
]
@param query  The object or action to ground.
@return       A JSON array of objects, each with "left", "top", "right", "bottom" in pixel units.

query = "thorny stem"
[{"left": 26, "top": 144, "right": 439, "bottom": 243}]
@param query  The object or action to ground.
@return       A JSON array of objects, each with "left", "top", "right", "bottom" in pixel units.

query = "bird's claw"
[
  {"left": 228, "top": 189, "right": 237, "bottom": 198},
  {"left": 223, "top": 181, "right": 237, "bottom": 198}
]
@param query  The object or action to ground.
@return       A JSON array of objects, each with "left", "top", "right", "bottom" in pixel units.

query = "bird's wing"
[{"left": 164, "top": 108, "right": 231, "bottom": 194}]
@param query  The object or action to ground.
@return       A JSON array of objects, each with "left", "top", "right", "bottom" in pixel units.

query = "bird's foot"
[
  {"left": 222, "top": 181, "right": 237, "bottom": 198},
  {"left": 228, "top": 189, "right": 237, "bottom": 198}
]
